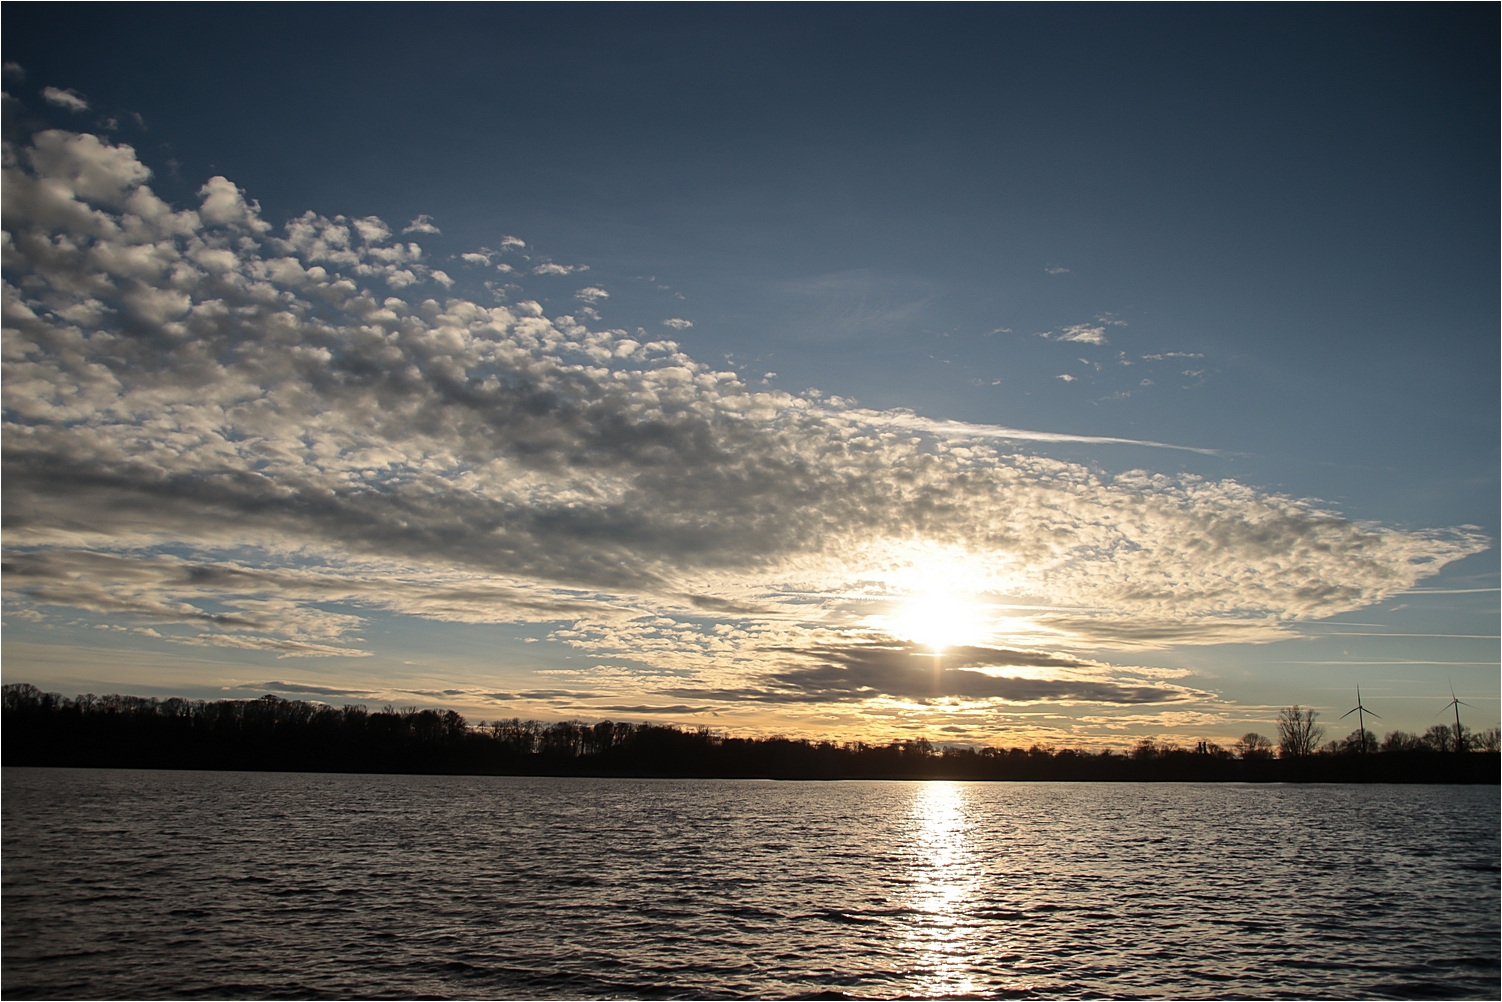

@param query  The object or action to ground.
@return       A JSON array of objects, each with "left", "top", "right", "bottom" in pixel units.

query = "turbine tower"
[
  {"left": 1442, "top": 684, "right": 1473, "bottom": 753},
  {"left": 1340, "top": 686, "right": 1380, "bottom": 754}
]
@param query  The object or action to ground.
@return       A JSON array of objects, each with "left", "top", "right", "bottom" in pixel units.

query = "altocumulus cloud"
[{"left": 1, "top": 130, "right": 1489, "bottom": 712}]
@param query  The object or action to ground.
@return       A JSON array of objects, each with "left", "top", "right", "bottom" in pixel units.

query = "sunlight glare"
[
  {"left": 903, "top": 781, "right": 983, "bottom": 997},
  {"left": 889, "top": 587, "right": 989, "bottom": 652}
]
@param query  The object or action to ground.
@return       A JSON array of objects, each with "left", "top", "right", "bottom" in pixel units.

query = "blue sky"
[{"left": 2, "top": 8, "right": 1496, "bottom": 747}]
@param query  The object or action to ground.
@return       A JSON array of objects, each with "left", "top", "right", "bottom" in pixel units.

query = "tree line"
[{"left": 3, "top": 684, "right": 1496, "bottom": 783}]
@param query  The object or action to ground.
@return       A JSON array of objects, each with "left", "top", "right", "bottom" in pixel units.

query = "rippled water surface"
[{"left": 3, "top": 769, "right": 1498, "bottom": 999}]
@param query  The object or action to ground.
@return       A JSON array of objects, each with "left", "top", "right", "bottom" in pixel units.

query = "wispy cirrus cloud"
[{"left": 855, "top": 412, "right": 1222, "bottom": 455}]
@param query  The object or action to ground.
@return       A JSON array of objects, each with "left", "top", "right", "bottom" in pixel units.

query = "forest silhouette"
[{"left": 3, "top": 684, "right": 1497, "bottom": 783}]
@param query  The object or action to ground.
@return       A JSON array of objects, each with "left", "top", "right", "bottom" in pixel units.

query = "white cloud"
[
  {"left": 41, "top": 87, "right": 88, "bottom": 112},
  {"left": 352, "top": 216, "right": 392, "bottom": 244},
  {"left": 534, "top": 262, "right": 585, "bottom": 275},
  {"left": 3, "top": 63, "right": 24, "bottom": 81},
  {"left": 1045, "top": 266, "right": 1070, "bottom": 275},
  {"left": 1057, "top": 373, "right": 1076, "bottom": 381},
  {"left": 1058, "top": 324, "right": 1108, "bottom": 345},
  {"left": 574, "top": 287, "right": 609, "bottom": 303},
  {"left": 403, "top": 215, "right": 441, "bottom": 234},
  {"left": 461, "top": 252, "right": 492, "bottom": 265},
  {"left": 662, "top": 318, "right": 693, "bottom": 329},
  {"left": 172, "top": 634, "right": 373, "bottom": 659},
  {"left": 500, "top": 236, "right": 525, "bottom": 250},
  {"left": 24, "top": 129, "right": 151, "bottom": 205},
  {"left": 1, "top": 130, "right": 1488, "bottom": 708},
  {"left": 198, "top": 175, "right": 269, "bottom": 230}
]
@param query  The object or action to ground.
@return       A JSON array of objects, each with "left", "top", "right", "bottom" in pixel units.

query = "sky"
[{"left": 2, "top": 8, "right": 1496, "bottom": 748}]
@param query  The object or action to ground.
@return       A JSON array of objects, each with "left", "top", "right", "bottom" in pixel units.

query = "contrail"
[{"left": 859, "top": 412, "right": 1223, "bottom": 455}]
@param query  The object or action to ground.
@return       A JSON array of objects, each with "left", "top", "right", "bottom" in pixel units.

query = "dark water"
[{"left": 2, "top": 769, "right": 1497, "bottom": 1000}]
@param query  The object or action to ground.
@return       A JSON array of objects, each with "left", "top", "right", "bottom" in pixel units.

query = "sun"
[{"left": 887, "top": 587, "right": 989, "bottom": 653}]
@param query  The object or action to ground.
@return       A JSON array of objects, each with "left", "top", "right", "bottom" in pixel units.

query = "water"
[{"left": 2, "top": 769, "right": 1497, "bottom": 1000}]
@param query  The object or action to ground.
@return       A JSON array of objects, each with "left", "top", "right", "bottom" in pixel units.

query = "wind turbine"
[
  {"left": 1340, "top": 686, "right": 1380, "bottom": 754},
  {"left": 1442, "top": 683, "right": 1473, "bottom": 753}
]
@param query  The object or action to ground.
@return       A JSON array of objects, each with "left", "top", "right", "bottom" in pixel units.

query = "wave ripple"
[{"left": 3, "top": 770, "right": 1497, "bottom": 999}]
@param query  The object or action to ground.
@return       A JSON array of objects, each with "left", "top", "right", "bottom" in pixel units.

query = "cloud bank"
[{"left": 1, "top": 130, "right": 1488, "bottom": 716}]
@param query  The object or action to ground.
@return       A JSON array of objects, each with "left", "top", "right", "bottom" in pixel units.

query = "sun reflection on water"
[{"left": 902, "top": 781, "right": 985, "bottom": 998}]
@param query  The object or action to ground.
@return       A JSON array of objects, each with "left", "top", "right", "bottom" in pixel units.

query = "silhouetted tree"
[
  {"left": 1380, "top": 730, "right": 1422, "bottom": 753},
  {"left": 4, "top": 683, "right": 1497, "bottom": 783},
  {"left": 1423, "top": 723, "right": 1462, "bottom": 753},
  {"left": 1235, "top": 732, "right": 1274, "bottom": 759},
  {"left": 1277, "top": 706, "right": 1325, "bottom": 758}
]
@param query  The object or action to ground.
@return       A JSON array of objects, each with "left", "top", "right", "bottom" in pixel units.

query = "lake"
[{"left": 2, "top": 769, "right": 1497, "bottom": 999}]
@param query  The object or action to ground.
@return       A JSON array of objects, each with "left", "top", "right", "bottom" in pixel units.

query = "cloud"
[
  {"left": 403, "top": 215, "right": 441, "bottom": 235},
  {"left": 534, "top": 262, "right": 582, "bottom": 275},
  {"left": 3, "top": 63, "right": 24, "bottom": 81},
  {"left": 1054, "top": 324, "right": 1108, "bottom": 345},
  {"left": 1, "top": 130, "right": 1488, "bottom": 713},
  {"left": 859, "top": 412, "right": 1221, "bottom": 455},
  {"left": 499, "top": 236, "right": 525, "bottom": 250},
  {"left": 41, "top": 87, "right": 88, "bottom": 112},
  {"left": 1045, "top": 266, "right": 1070, "bottom": 275},
  {"left": 233, "top": 680, "right": 379, "bottom": 697},
  {"left": 677, "top": 640, "right": 1194, "bottom": 705},
  {"left": 352, "top": 216, "right": 392, "bottom": 244},
  {"left": 771, "top": 269, "right": 937, "bottom": 341},
  {"left": 198, "top": 175, "right": 268, "bottom": 229},
  {"left": 575, "top": 287, "right": 609, "bottom": 303},
  {"left": 1074, "top": 710, "right": 1232, "bottom": 732},
  {"left": 175, "top": 635, "right": 372, "bottom": 658},
  {"left": 662, "top": 318, "right": 693, "bottom": 329},
  {"left": 1057, "top": 373, "right": 1076, "bottom": 381}
]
